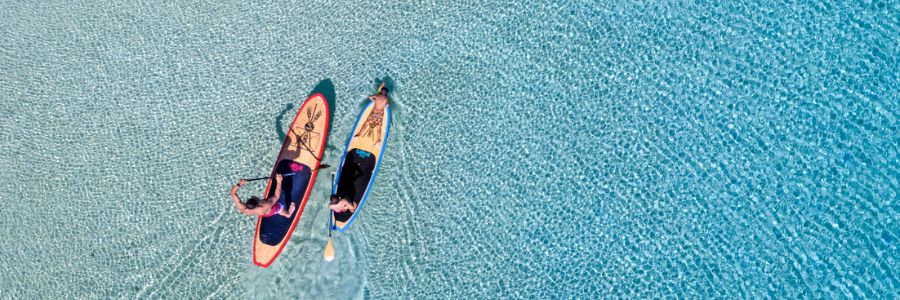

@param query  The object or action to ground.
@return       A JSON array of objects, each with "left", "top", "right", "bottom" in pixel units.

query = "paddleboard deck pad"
[{"left": 253, "top": 93, "right": 330, "bottom": 268}]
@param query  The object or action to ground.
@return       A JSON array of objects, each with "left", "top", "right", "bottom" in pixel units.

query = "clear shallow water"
[{"left": 1, "top": 0, "right": 897, "bottom": 298}]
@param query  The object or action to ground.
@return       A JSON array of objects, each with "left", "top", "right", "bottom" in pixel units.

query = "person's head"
[
  {"left": 245, "top": 196, "right": 261, "bottom": 209},
  {"left": 378, "top": 87, "right": 389, "bottom": 96},
  {"left": 329, "top": 194, "right": 346, "bottom": 205}
]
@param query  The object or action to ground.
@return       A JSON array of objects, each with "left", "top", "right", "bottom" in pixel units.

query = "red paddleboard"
[{"left": 253, "top": 93, "right": 330, "bottom": 268}]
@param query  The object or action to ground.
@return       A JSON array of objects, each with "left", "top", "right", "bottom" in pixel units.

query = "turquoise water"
[{"left": 1, "top": 0, "right": 897, "bottom": 298}]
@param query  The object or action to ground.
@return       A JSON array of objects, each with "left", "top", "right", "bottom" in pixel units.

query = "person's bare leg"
[
  {"left": 355, "top": 117, "right": 371, "bottom": 137},
  {"left": 374, "top": 123, "right": 383, "bottom": 148},
  {"left": 278, "top": 202, "right": 297, "bottom": 217}
]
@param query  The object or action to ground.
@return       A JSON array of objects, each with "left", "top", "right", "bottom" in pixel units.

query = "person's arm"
[
  {"left": 230, "top": 180, "right": 251, "bottom": 215},
  {"left": 267, "top": 174, "right": 284, "bottom": 204},
  {"left": 328, "top": 201, "right": 345, "bottom": 212}
]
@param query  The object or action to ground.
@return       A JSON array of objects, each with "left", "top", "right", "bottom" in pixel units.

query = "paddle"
[
  {"left": 324, "top": 172, "right": 336, "bottom": 262},
  {"left": 243, "top": 164, "right": 331, "bottom": 182}
]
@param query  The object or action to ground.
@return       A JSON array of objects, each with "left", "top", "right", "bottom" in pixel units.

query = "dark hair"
[
  {"left": 329, "top": 194, "right": 342, "bottom": 205},
  {"left": 245, "top": 196, "right": 260, "bottom": 209},
  {"left": 379, "top": 87, "right": 389, "bottom": 95}
]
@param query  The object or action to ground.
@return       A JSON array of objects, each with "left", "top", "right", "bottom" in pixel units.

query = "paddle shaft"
[
  {"left": 323, "top": 172, "right": 337, "bottom": 262},
  {"left": 329, "top": 172, "right": 336, "bottom": 234},
  {"left": 244, "top": 164, "right": 330, "bottom": 182}
]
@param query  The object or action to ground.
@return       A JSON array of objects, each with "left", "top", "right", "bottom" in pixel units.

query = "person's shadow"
[{"left": 274, "top": 79, "right": 337, "bottom": 142}]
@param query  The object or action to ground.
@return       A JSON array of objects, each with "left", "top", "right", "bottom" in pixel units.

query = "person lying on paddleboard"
[
  {"left": 328, "top": 194, "right": 358, "bottom": 214},
  {"left": 354, "top": 87, "right": 390, "bottom": 147},
  {"left": 230, "top": 174, "right": 297, "bottom": 217}
]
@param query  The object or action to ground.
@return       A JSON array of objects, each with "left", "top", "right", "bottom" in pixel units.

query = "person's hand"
[
  {"left": 275, "top": 174, "right": 283, "bottom": 181},
  {"left": 238, "top": 179, "right": 248, "bottom": 187}
]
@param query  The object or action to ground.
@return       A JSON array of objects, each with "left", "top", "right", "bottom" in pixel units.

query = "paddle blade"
[{"left": 323, "top": 237, "right": 335, "bottom": 262}]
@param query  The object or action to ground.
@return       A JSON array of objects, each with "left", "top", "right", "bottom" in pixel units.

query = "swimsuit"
[
  {"left": 262, "top": 202, "right": 283, "bottom": 217},
  {"left": 368, "top": 110, "right": 383, "bottom": 128}
]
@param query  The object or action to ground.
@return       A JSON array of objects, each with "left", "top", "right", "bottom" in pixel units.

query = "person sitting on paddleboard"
[
  {"left": 328, "top": 194, "right": 357, "bottom": 214},
  {"left": 354, "top": 87, "right": 390, "bottom": 147},
  {"left": 230, "top": 174, "right": 297, "bottom": 217}
]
